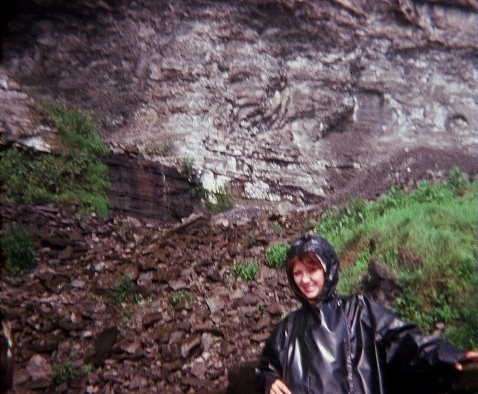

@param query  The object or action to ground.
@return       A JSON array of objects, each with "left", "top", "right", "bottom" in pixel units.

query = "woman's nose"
[{"left": 301, "top": 273, "right": 310, "bottom": 284}]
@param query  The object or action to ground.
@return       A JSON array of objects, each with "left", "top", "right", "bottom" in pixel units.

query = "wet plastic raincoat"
[{"left": 256, "top": 235, "right": 465, "bottom": 394}]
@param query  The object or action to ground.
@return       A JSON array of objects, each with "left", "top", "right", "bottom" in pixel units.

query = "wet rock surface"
[{"left": 105, "top": 152, "right": 200, "bottom": 221}]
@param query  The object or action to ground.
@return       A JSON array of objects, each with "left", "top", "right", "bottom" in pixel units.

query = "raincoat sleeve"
[
  {"left": 366, "top": 297, "right": 465, "bottom": 384},
  {"left": 255, "top": 318, "right": 289, "bottom": 393}
]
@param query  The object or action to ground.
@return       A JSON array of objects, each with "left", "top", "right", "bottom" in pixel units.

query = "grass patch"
[
  {"left": 265, "top": 243, "right": 290, "bottom": 268},
  {"left": 0, "top": 101, "right": 109, "bottom": 217},
  {"left": 170, "top": 290, "right": 194, "bottom": 306},
  {"left": 230, "top": 260, "right": 259, "bottom": 281},
  {"left": 315, "top": 167, "right": 478, "bottom": 349}
]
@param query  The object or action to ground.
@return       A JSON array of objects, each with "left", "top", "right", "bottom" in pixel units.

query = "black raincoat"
[{"left": 256, "top": 235, "right": 465, "bottom": 394}]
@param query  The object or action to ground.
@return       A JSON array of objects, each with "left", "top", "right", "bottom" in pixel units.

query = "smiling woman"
[
  {"left": 256, "top": 234, "right": 478, "bottom": 394},
  {"left": 289, "top": 252, "right": 325, "bottom": 302}
]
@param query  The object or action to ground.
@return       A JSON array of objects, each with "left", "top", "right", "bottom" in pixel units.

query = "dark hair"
[{"left": 287, "top": 251, "right": 325, "bottom": 273}]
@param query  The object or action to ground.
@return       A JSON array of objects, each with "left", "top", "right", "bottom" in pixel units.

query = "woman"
[{"left": 256, "top": 234, "right": 478, "bottom": 394}]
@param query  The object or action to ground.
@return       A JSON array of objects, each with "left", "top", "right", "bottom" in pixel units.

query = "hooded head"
[{"left": 285, "top": 234, "right": 339, "bottom": 304}]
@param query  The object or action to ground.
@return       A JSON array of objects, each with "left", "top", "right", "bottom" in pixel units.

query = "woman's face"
[{"left": 292, "top": 259, "right": 325, "bottom": 301}]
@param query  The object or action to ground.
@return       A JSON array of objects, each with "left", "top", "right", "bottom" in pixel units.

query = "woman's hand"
[
  {"left": 455, "top": 350, "right": 478, "bottom": 371},
  {"left": 269, "top": 379, "right": 292, "bottom": 394}
]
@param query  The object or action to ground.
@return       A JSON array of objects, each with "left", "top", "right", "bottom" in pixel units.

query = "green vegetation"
[
  {"left": 115, "top": 274, "right": 137, "bottom": 303},
  {"left": 52, "top": 361, "right": 75, "bottom": 386},
  {"left": 303, "top": 219, "right": 316, "bottom": 232},
  {"left": 314, "top": 167, "right": 477, "bottom": 349},
  {"left": 1, "top": 223, "right": 36, "bottom": 275},
  {"left": 265, "top": 243, "right": 290, "bottom": 268},
  {"left": 170, "top": 290, "right": 194, "bottom": 306},
  {"left": 205, "top": 186, "right": 234, "bottom": 214},
  {"left": 181, "top": 157, "right": 194, "bottom": 179},
  {"left": 230, "top": 260, "right": 259, "bottom": 281},
  {"left": 0, "top": 101, "right": 109, "bottom": 218},
  {"left": 81, "top": 363, "right": 94, "bottom": 375}
]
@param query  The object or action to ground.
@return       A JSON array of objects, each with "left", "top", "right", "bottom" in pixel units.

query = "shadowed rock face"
[{"left": 106, "top": 153, "right": 199, "bottom": 221}]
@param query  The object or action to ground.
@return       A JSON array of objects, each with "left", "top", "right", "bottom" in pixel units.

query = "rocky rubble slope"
[
  {"left": 1, "top": 201, "right": 319, "bottom": 393},
  {"left": 2, "top": 163, "right": 477, "bottom": 394}
]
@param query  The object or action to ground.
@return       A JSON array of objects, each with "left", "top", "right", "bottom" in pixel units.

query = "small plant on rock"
[
  {"left": 170, "top": 290, "right": 194, "bottom": 306},
  {"left": 0, "top": 101, "right": 109, "bottom": 218},
  {"left": 265, "top": 243, "right": 289, "bottom": 268},
  {"left": 181, "top": 157, "right": 195, "bottom": 179},
  {"left": 143, "top": 137, "right": 175, "bottom": 157},
  {"left": 205, "top": 186, "right": 234, "bottom": 214},
  {"left": 81, "top": 363, "right": 94, "bottom": 375},
  {"left": 230, "top": 260, "right": 258, "bottom": 281},
  {"left": 115, "top": 274, "right": 137, "bottom": 303},
  {"left": 271, "top": 221, "right": 282, "bottom": 235},
  {"left": 121, "top": 309, "right": 133, "bottom": 326},
  {"left": 52, "top": 361, "right": 75, "bottom": 386}
]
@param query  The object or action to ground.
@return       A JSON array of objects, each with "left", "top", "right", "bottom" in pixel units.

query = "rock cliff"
[{"left": 1, "top": 0, "right": 477, "bottom": 219}]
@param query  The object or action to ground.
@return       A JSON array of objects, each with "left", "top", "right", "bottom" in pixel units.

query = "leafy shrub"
[
  {"left": 0, "top": 101, "right": 109, "bottom": 218},
  {"left": 315, "top": 197, "right": 371, "bottom": 252},
  {"left": 315, "top": 168, "right": 478, "bottom": 348},
  {"left": 1, "top": 223, "right": 36, "bottom": 275},
  {"left": 230, "top": 260, "right": 258, "bottom": 281},
  {"left": 338, "top": 249, "right": 371, "bottom": 295},
  {"left": 447, "top": 166, "right": 470, "bottom": 194},
  {"left": 265, "top": 243, "right": 289, "bottom": 268}
]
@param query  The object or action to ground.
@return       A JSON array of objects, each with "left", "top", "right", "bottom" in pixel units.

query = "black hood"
[{"left": 285, "top": 234, "right": 339, "bottom": 304}]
